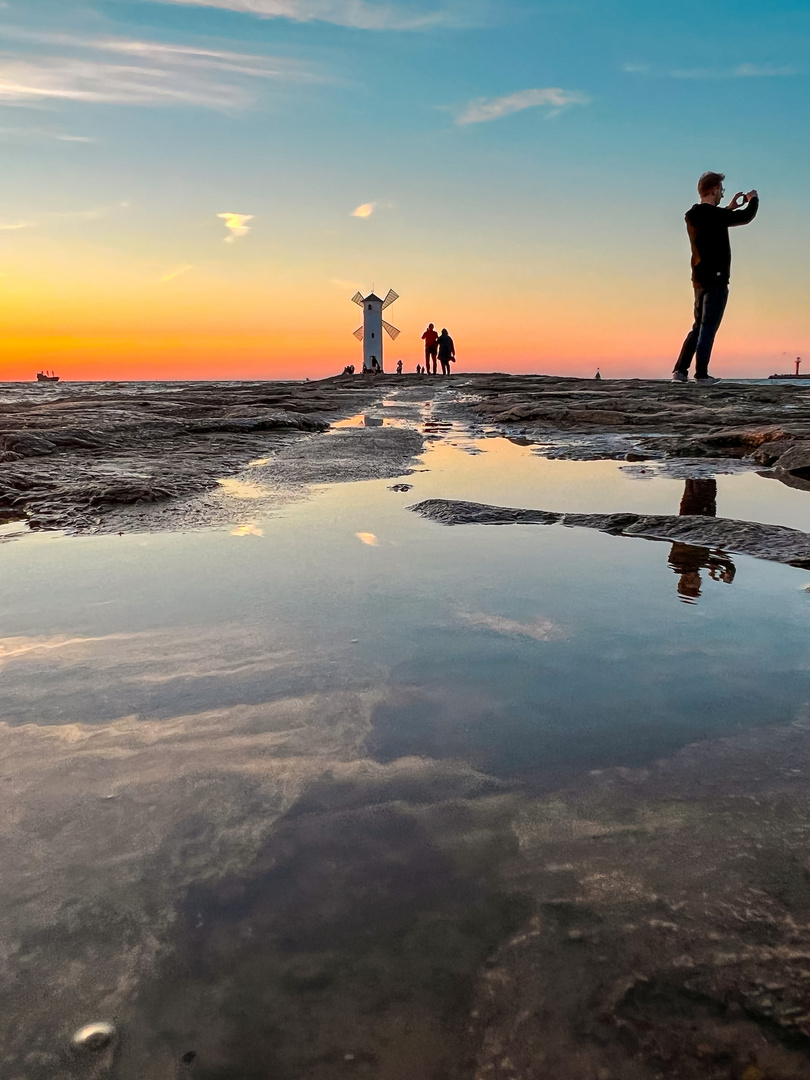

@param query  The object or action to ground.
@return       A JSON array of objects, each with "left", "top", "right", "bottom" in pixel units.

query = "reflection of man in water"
[{"left": 667, "top": 478, "right": 735, "bottom": 602}]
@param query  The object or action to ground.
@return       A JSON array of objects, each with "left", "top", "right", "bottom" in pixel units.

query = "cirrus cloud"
[
  {"left": 146, "top": 0, "right": 476, "bottom": 31},
  {"left": 0, "top": 33, "right": 321, "bottom": 109},
  {"left": 456, "top": 87, "right": 590, "bottom": 125}
]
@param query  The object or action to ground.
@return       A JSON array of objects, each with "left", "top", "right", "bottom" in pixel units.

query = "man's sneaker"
[
  {"left": 694, "top": 375, "right": 720, "bottom": 385},
  {"left": 671, "top": 371, "right": 688, "bottom": 383}
]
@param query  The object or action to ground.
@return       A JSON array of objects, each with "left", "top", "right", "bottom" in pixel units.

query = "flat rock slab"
[
  {"left": 0, "top": 380, "right": 386, "bottom": 532},
  {"left": 410, "top": 497, "right": 810, "bottom": 567}
]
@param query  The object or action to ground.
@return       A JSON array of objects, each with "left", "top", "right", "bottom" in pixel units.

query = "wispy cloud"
[
  {"left": 218, "top": 212, "right": 253, "bottom": 241},
  {"left": 0, "top": 32, "right": 321, "bottom": 109},
  {"left": 0, "top": 202, "right": 129, "bottom": 234},
  {"left": 0, "top": 124, "right": 96, "bottom": 142},
  {"left": 160, "top": 264, "right": 194, "bottom": 282},
  {"left": 351, "top": 202, "right": 375, "bottom": 218},
  {"left": 671, "top": 63, "right": 797, "bottom": 79},
  {"left": 625, "top": 61, "right": 797, "bottom": 80},
  {"left": 456, "top": 87, "right": 590, "bottom": 125},
  {"left": 54, "top": 201, "right": 130, "bottom": 220},
  {"left": 148, "top": 0, "right": 473, "bottom": 30}
]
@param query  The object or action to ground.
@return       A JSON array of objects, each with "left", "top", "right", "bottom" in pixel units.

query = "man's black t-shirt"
[{"left": 685, "top": 197, "right": 759, "bottom": 288}]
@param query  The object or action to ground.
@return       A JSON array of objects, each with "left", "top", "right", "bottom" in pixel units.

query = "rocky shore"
[
  {"left": 0, "top": 379, "right": 383, "bottom": 531},
  {"left": 3, "top": 374, "right": 810, "bottom": 533}
]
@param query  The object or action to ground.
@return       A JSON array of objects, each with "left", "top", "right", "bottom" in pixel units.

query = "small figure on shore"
[
  {"left": 422, "top": 323, "right": 439, "bottom": 375},
  {"left": 416, "top": 363, "right": 423, "bottom": 375},
  {"left": 594, "top": 368, "right": 601, "bottom": 380},
  {"left": 437, "top": 328, "right": 455, "bottom": 375},
  {"left": 370, "top": 356, "right": 380, "bottom": 375},
  {"left": 342, "top": 364, "right": 355, "bottom": 375},
  {"left": 672, "top": 171, "right": 759, "bottom": 386},
  {"left": 396, "top": 359, "right": 403, "bottom": 375}
]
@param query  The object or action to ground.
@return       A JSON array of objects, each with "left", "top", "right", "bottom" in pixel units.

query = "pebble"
[{"left": 71, "top": 1021, "right": 116, "bottom": 1051}]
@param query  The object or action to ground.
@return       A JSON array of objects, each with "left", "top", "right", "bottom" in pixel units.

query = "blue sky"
[{"left": 1, "top": 0, "right": 808, "bottom": 378}]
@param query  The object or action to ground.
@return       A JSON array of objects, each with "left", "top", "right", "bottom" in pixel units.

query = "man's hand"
[
  {"left": 745, "top": 189, "right": 758, "bottom": 201},
  {"left": 728, "top": 192, "right": 746, "bottom": 209}
]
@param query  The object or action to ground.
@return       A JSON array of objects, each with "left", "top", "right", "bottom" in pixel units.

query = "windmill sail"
[
  {"left": 382, "top": 289, "right": 399, "bottom": 310},
  {"left": 352, "top": 326, "right": 364, "bottom": 341},
  {"left": 383, "top": 321, "right": 400, "bottom": 340},
  {"left": 351, "top": 291, "right": 365, "bottom": 306}
]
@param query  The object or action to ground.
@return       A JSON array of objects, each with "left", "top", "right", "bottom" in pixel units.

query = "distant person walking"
[
  {"left": 672, "top": 171, "right": 758, "bottom": 385},
  {"left": 422, "top": 323, "right": 439, "bottom": 375},
  {"left": 437, "top": 328, "right": 455, "bottom": 375}
]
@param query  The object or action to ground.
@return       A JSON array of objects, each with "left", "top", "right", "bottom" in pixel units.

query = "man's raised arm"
[{"left": 726, "top": 190, "right": 759, "bottom": 225}]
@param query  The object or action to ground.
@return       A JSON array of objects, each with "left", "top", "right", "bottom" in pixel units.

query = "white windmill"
[{"left": 351, "top": 288, "right": 400, "bottom": 372}]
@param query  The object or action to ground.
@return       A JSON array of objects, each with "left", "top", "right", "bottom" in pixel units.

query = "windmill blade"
[
  {"left": 381, "top": 288, "right": 399, "bottom": 310},
  {"left": 351, "top": 291, "right": 365, "bottom": 307},
  {"left": 352, "top": 326, "right": 364, "bottom": 341},
  {"left": 383, "top": 321, "right": 400, "bottom": 340}
]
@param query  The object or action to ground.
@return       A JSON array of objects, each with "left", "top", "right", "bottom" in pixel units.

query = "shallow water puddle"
[
  {"left": 2, "top": 405, "right": 810, "bottom": 1076},
  {"left": 2, "top": 423, "right": 809, "bottom": 769}
]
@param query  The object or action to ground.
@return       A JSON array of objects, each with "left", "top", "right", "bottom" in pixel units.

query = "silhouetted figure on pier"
[
  {"left": 437, "top": 329, "right": 455, "bottom": 375},
  {"left": 422, "top": 324, "right": 439, "bottom": 375},
  {"left": 672, "top": 171, "right": 758, "bottom": 385}
]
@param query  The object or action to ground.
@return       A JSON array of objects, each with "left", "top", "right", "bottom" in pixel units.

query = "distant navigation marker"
[{"left": 352, "top": 288, "right": 400, "bottom": 372}]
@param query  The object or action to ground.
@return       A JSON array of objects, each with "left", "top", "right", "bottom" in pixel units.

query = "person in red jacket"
[
  {"left": 672, "top": 171, "right": 758, "bottom": 385},
  {"left": 422, "top": 323, "right": 439, "bottom": 375}
]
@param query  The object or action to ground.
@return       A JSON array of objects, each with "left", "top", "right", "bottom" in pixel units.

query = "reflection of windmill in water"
[{"left": 351, "top": 288, "right": 400, "bottom": 372}]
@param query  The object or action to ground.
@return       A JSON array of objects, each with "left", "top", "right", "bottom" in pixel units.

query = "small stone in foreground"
[{"left": 71, "top": 1021, "right": 116, "bottom": 1051}]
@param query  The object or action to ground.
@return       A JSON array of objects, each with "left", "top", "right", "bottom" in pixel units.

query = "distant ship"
[{"left": 36, "top": 371, "right": 60, "bottom": 383}]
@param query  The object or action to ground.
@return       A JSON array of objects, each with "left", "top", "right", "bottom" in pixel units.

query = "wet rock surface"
[
  {"left": 444, "top": 374, "right": 810, "bottom": 478},
  {"left": 5, "top": 374, "right": 810, "bottom": 534},
  {"left": 410, "top": 498, "right": 810, "bottom": 567},
  {"left": 0, "top": 378, "right": 387, "bottom": 532},
  {"left": 4, "top": 703, "right": 810, "bottom": 1078}
]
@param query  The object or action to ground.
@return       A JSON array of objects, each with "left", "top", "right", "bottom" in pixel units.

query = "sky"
[{"left": 0, "top": 0, "right": 808, "bottom": 381}]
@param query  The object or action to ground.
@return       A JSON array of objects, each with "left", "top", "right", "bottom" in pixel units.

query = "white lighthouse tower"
[{"left": 351, "top": 288, "right": 400, "bottom": 372}]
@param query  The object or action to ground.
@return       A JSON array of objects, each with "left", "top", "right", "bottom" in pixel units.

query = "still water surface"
[{"left": 2, "top": 411, "right": 809, "bottom": 787}]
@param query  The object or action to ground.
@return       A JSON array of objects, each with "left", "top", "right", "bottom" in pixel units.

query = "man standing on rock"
[
  {"left": 672, "top": 171, "right": 758, "bottom": 385},
  {"left": 422, "top": 323, "right": 439, "bottom": 375}
]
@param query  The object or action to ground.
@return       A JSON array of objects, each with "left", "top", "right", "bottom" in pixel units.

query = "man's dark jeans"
[{"left": 674, "top": 284, "right": 729, "bottom": 379}]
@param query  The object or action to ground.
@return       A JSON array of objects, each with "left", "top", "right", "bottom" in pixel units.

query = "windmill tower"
[{"left": 351, "top": 288, "right": 400, "bottom": 372}]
